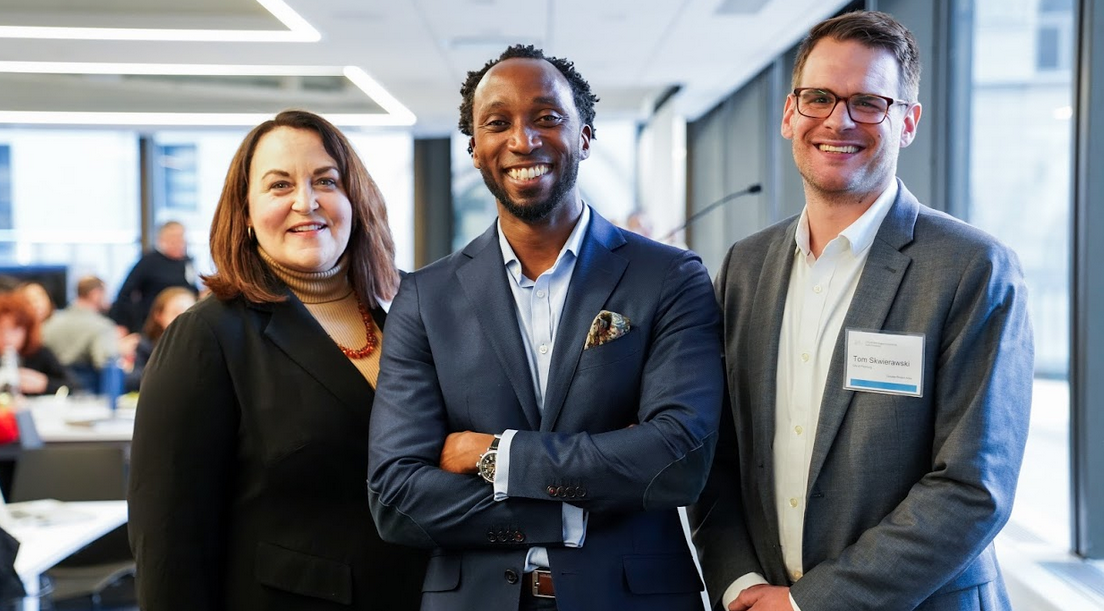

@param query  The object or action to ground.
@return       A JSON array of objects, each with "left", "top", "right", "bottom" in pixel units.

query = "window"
[
  {"left": 155, "top": 144, "right": 199, "bottom": 212},
  {"left": 0, "top": 129, "right": 141, "bottom": 298},
  {"left": 1038, "top": 0, "right": 1074, "bottom": 72},
  {"left": 0, "top": 146, "right": 11, "bottom": 260},
  {"left": 970, "top": 0, "right": 1074, "bottom": 549}
]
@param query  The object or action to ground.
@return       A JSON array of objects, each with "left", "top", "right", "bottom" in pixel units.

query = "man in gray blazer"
[{"left": 690, "top": 10, "right": 1033, "bottom": 611}]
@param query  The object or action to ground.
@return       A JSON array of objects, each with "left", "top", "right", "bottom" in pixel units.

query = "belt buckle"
[{"left": 531, "top": 568, "right": 554, "bottom": 599}]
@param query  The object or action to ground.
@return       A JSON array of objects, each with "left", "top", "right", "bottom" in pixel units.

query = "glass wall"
[
  {"left": 0, "top": 129, "right": 142, "bottom": 305},
  {"left": 969, "top": 0, "right": 1073, "bottom": 549}
]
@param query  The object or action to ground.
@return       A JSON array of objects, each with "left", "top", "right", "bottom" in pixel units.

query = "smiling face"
[
  {"left": 247, "top": 126, "right": 353, "bottom": 273},
  {"left": 470, "top": 57, "right": 591, "bottom": 223},
  {"left": 782, "top": 37, "right": 921, "bottom": 206}
]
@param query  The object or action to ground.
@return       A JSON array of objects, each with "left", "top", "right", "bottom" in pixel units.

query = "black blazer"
[{"left": 128, "top": 291, "right": 426, "bottom": 610}]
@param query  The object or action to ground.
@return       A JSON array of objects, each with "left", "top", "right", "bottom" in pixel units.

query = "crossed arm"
[{"left": 367, "top": 253, "right": 724, "bottom": 549}]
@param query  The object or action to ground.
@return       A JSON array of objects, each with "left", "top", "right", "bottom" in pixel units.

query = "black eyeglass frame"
[{"left": 791, "top": 87, "right": 911, "bottom": 125}]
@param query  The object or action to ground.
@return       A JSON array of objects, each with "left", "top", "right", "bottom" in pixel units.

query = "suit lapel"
[
  {"left": 456, "top": 224, "right": 542, "bottom": 429},
  {"left": 751, "top": 220, "right": 800, "bottom": 549},
  {"left": 541, "top": 211, "right": 627, "bottom": 431},
  {"left": 806, "top": 181, "right": 918, "bottom": 492},
  {"left": 258, "top": 294, "right": 374, "bottom": 412}
]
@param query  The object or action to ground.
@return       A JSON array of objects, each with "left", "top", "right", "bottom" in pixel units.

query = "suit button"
[
  {"left": 487, "top": 531, "right": 497, "bottom": 542},
  {"left": 565, "top": 486, "right": 576, "bottom": 498},
  {"left": 577, "top": 487, "right": 587, "bottom": 498},
  {"left": 555, "top": 485, "right": 564, "bottom": 496},
  {"left": 514, "top": 531, "right": 526, "bottom": 543},
  {"left": 547, "top": 486, "right": 557, "bottom": 497},
  {"left": 505, "top": 569, "right": 519, "bottom": 584}
]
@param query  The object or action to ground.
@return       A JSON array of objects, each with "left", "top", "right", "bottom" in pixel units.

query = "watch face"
[{"left": 478, "top": 451, "right": 497, "bottom": 483}]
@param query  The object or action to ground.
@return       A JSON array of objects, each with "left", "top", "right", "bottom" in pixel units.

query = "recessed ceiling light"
[
  {"left": 0, "top": 63, "right": 416, "bottom": 127},
  {"left": 0, "top": 0, "right": 319, "bottom": 43}
]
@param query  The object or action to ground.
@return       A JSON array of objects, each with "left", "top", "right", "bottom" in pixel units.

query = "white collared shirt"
[
  {"left": 494, "top": 204, "right": 591, "bottom": 571},
  {"left": 721, "top": 181, "right": 898, "bottom": 609},
  {"left": 775, "top": 181, "right": 897, "bottom": 581}
]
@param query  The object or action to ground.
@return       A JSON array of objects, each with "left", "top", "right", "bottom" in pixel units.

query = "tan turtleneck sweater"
[{"left": 259, "top": 249, "right": 382, "bottom": 387}]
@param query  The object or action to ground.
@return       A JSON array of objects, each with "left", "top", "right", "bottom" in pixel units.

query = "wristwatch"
[{"left": 477, "top": 435, "right": 501, "bottom": 483}]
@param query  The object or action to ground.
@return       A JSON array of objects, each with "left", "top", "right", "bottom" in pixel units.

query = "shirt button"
[
  {"left": 539, "top": 344, "right": 548, "bottom": 354},
  {"left": 801, "top": 352, "right": 810, "bottom": 362},
  {"left": 794, "top": 425, "right": 803, "bottom": 435},
  {"left": 813, "top": 285, "right": 822, "bottom": 294},
  {"left": 536, "top": 290, "right": 546, "bottom": 298},
  {"left": 789, "top": 497, "right": 799, "bottom": 508},
  {"left": 792, "top": 569, "right": 803, "bottom": 580}
]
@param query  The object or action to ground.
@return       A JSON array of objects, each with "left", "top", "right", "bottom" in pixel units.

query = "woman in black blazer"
[{"left": 127, "top": 110, "right": 426, "bottom": 610}]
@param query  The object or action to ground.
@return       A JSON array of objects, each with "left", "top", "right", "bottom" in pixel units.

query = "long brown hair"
[
  {"left": 142, "top": 287, "right": 196, "bottom": 343},
  {"left": 0, "top": 292, "right": 43, "bottom": 356},
  {"left": 203, "top": 109, "right": 399, "bottom": 307}
]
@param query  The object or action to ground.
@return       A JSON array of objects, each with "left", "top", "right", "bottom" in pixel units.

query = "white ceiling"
[{"left": 0, "top": 0, "right": 850, "bottom": 135}]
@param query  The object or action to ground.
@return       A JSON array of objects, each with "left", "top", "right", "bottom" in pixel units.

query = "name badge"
[{"left": 844, "top": 329, "right": 924, "bottom": 397}]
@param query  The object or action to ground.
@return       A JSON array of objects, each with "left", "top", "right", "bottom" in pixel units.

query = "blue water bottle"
[{"left": 100, "top": 359, "right": 124, "bottom": 414}]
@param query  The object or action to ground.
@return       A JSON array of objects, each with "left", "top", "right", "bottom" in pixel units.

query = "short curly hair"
[{"left": 458, "top": 44, "right": 599, "bottom": 146}]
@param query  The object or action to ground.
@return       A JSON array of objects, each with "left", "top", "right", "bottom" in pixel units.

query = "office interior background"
[{"left": 0, "top": 0, "right": 1100, "bottom": 608}]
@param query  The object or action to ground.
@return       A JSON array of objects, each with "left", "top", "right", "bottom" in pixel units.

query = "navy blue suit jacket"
[{"left": 369, "top": 208, "right": 724, "bottom": 611}]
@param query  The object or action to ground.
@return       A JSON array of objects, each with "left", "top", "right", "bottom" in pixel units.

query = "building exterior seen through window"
[{"left": 971, "top": 0, "right": 1073, "bottom": 551}]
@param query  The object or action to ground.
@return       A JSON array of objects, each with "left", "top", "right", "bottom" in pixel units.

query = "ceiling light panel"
[{"left": 0, "top": 0, "right": 319, "bottom": 42}]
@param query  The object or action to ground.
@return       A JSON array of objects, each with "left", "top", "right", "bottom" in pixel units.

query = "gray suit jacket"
[{"left": 690, "top": 181, "right": 1033, "bottom": 610}]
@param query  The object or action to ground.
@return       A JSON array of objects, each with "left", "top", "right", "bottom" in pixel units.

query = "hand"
[
  {"left": 17, "top": 367, "right": 49, "bottom": 395},
  {"left": 440, "top": 431, "right": 496, "bottom": 475},
  {"left": 730, "top": 584, "right": 793, "bottom": 611},
  {"left": 117, "top": 333, "right": 141, "bottom": 359}
]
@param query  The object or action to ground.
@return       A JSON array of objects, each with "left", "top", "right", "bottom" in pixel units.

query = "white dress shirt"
[
  {"left": 493, "top": 204, "right": 590, "bottom": 571},
  {"left": 722, "top": 181, "right": 898, "bottom": 610}
]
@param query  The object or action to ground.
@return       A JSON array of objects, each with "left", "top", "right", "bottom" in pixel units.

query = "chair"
[
  {"left": 9, "top": 445, "right": 134, "bottom": 610},
  {"left": 0, "top": 409, "right": 45, "bottom": 503}
]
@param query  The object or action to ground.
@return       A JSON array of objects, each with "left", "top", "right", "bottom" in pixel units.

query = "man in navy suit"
[
  {"left": 369, "top": 44, "right": 724, "bottom": 610},
  {"left": 690, "top": 10, "right": 1033, "bottom": 611}
]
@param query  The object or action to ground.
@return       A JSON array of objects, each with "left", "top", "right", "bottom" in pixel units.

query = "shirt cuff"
[
  {"left": 492, "top": 429, "right": 517, "bottom": 501},
  {"left": 790, "top": 592, "right": 802, "bottom": 611},
  {"left": 562, "top": 503, "right": 587, "bottom": 547},
  {"left": 721, "top": 572, "right": 768, "bottom": 609}
]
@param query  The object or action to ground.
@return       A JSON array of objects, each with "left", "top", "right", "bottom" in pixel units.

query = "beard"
[{"left": 480, "top": 153, "right": 581, "bottom": 223}]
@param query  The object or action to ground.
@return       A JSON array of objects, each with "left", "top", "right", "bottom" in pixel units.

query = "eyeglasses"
[{"left": 792, "top": 88, "right": 910, "bottom": 125}]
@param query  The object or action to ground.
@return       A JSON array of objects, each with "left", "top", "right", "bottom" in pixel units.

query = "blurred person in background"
[
  {"left": 127, "top": 109, "right": 426, "bottom": 610},
  {"left": 109, "top": 221, "right": 198, "bottom": 334},
  {"left": 123, "top": 286, "right": 196, "bottom": 393},
  {"left": 42, "top": 275, "right": 120, "bottom": 393},
  {"left": 0, "top": 292, "right": 77, "bottom": 396},
  {"left": 14, "top": 281, "right": 55, "bottom": 325}
]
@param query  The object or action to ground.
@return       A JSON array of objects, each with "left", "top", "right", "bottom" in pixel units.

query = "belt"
[{"left": 522, "top": 569, "right": 555, "bottom": 599}]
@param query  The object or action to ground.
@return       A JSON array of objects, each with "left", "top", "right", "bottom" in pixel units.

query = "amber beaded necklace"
[{"left": 336, "top": 299, "right": 378, "bottom": 359}]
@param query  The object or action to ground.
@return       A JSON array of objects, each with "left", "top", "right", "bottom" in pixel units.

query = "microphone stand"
[{"left": 661, "top": 183, "right": 763, "bottom": 242}]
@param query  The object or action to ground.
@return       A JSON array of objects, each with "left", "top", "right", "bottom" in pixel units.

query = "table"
[
  {"left": 22, "top": 396, "right": 135, "bottom": 444},
  {"left": 4, "top": 500, "right": 129, "bottom": 611}
]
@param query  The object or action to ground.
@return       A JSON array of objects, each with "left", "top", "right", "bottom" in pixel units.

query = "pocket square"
[{"left": 584, "top": 310, "right": 630, "bottom": 350}]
